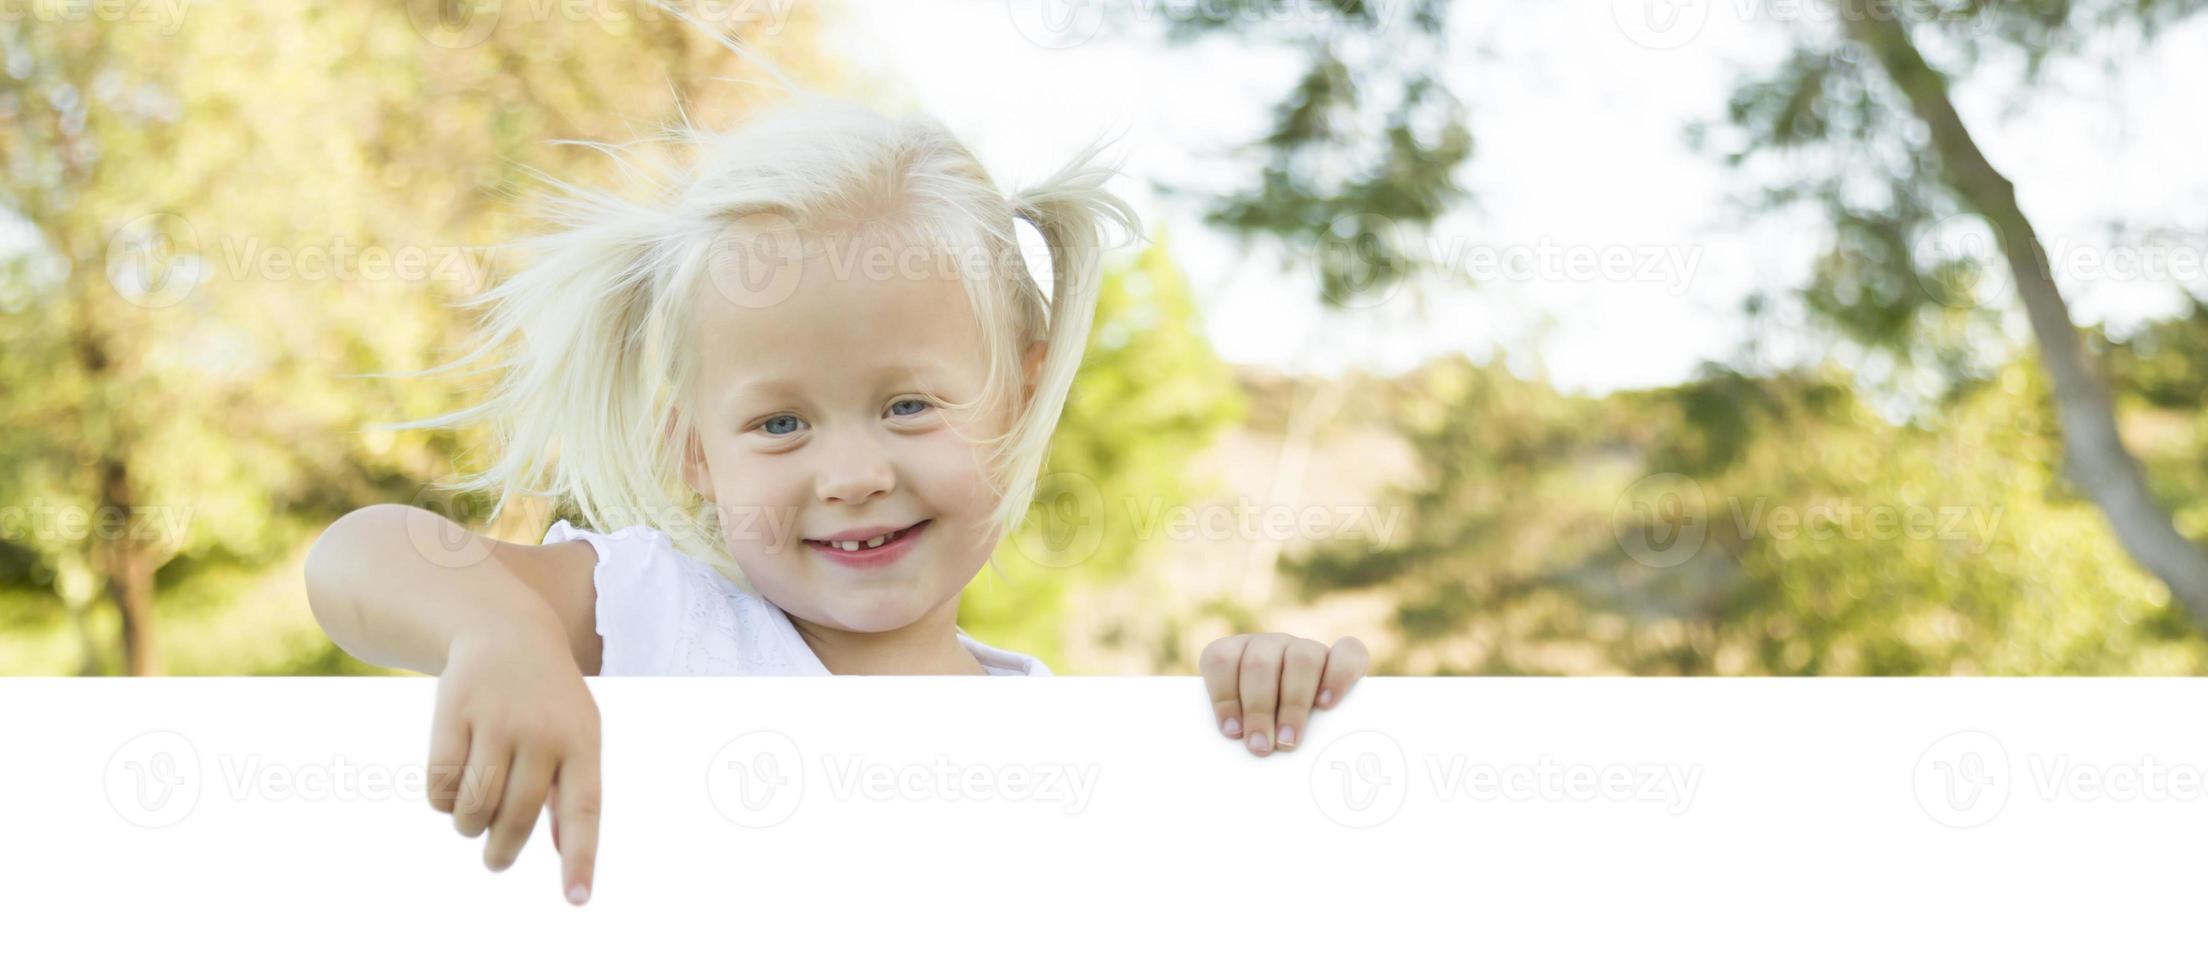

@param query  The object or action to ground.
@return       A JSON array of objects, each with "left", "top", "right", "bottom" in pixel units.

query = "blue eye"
[
  {"left": 889, "top": 398, "right": 930, "bottom": 418},
  {"left": 761, "top": 414, "right": 804, "bottom": 436}
]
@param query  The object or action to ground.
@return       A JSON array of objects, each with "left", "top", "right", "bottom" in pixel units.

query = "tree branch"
[{"left": 1841, "top": 6, "right": 2208, "bottom": 632}]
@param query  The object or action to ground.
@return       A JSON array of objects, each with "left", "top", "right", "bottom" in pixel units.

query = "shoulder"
[
  {"left": 541, "top": 521, "right": 711, "bottom": 675},
  {"left": 543, "top": 519, "right": 675, "bottom": 561},
  {"left": 957, "top": 630, "right": 1054, "bottom": 676},
  {"left": 543, "top": 521, "right": 821, "bottom": 675}
]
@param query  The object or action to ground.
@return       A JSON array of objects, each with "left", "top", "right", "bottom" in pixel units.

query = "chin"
[{"left": 815, "top": 602, "right": 926, "bottom": 634}]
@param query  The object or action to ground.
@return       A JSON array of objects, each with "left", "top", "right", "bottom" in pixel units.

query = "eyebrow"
[{"left": 718, "top": 360, "right": 958, "bottom": 406}]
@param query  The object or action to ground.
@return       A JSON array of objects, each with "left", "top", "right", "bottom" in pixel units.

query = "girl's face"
[{"left": 682, "top": 220, "right": 1031, "bottom": 634}]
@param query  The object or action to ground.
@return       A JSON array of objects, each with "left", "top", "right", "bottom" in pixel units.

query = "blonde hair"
[{"left": 414, "top": 91, "right": 1140, "bottom": 588}]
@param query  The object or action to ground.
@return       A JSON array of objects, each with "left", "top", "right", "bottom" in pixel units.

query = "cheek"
[
  {"left": 909, "top": 428, "right": 1003, "bottom": 516},
  {"left": 929, "top": 440, "right": 1015, "bottom": 569},
  {"left": 703, "top": 453, "right": 807, "bottom": 556}
]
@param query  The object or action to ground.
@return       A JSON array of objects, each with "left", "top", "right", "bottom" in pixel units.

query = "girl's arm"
[
  {"left": 303, "top": 503, "right": 605, "bottom": 905},
  {"left": 303, "top": 503, "right": 601, "bottom": 675}
]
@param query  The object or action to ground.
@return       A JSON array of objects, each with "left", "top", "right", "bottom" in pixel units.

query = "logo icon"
[
  {"left": 1613, "top": 472, "right": 1708, "bottom": 568},
  {"left": 404, "top": 0, "right": 502, "bottom": 49},
  {"left": 1005, "top": 0, "right": 1105, "bottom": 50},
  {"left": 707, "top": 730, "right": 804, "bottom": 829},
  {"left": 402, "top": 487, "right": 498, "bottom": 570},
  {"left": 1310, "top": 730, "right": 1409, "bottom": 829},
  {"left": 1913, "top": 730, "right": 2010, "bottom": 829},
  {"left": 105, "top": 213, "right": 201, "bottom": 309},
  {"left": 1612, "top": 0, "right": 1709, "bottom": 50},
  {"left": 106, "top": 730, "right": 201, "bottom": 829},
  {"left": 707, "top": 212, "right": 807, "bottom": 310},
  {"left": 1313, "top": 212, "right": 1412, "bottom": 310},
  {"left": 1011, "top": 470, "right": 1106, "bottom": 568},
  {"left": 1911, "top": 213, "right": 2012, "bottom": 308}
]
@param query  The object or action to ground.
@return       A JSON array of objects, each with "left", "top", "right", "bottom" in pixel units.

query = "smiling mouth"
[{"left": 804, "top": 519, "right": 930, "bottom": 553}]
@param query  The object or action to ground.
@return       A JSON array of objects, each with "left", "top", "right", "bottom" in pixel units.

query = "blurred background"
[{"left": 5, "top": 0, "right": 2207, "bottom": 676}]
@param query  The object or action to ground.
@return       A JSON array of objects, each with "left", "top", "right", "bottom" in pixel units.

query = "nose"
[{"left": 813, "top": 431, "right": 895, "bottom": 505}]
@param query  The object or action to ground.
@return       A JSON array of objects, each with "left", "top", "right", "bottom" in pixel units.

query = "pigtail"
[
  {"left": 982, "top": 142, "right": 1144, "bottom": 549},
  {"left": 403, "top": 179, "right": 725, "bottom": 578}
]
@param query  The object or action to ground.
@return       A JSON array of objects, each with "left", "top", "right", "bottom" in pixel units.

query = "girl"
[{"left": 303, "top": 94, "right": 1369, "bottom": 906}]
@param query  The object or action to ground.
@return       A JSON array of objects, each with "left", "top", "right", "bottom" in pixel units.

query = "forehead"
[{"left": 689, "top": 222, "right": 991, "bottom": 389}]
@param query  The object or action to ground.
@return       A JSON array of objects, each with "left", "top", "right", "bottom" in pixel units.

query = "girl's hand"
[
  {"left": 1200, "top": 633, "right": 1370, "bottom": 757},
  {"left": 428, "top": 627, "right": 602, "bottom": 905}
]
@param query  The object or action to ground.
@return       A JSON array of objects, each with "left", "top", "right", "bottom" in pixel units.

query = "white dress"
[{"left": 543, "top": 520, "right": 1051, "bottom": 677}]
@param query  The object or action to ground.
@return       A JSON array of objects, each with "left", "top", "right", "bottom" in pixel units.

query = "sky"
[{"left": 820, "top": 0, "right": 2208, "bottom": 394}]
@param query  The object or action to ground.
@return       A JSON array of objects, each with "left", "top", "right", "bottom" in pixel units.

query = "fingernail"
[
  {"left": 1277, "top": 724, "right": 1296, "bottom": 748},
  {"left": 568, "top": 883, "right": 591, "bottom": 906},
  {"left": 1246, "top": 732, "right": 1270, "bottom": 755},
  {"left": 1222, "top": 717, "right": 1241, "bottom": 738},
  {"left": 1318, "top": 689, "right": 1335, "bottom": 708}
]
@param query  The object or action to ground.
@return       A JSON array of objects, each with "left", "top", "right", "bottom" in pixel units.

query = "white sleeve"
[{"left": 541, "top": 520, "right": 690, "bottom": 676}]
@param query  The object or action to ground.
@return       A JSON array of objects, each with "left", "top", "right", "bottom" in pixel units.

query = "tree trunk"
[
  {"left": 1841, "top": 9, "right": 2208, "bottom": 632},
  {"left": 98, "top": 456, "right": 160, "bottom": 676}
]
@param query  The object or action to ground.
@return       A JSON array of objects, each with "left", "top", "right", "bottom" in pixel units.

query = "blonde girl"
[{"left": 304, "top": 93, "right": 1369, "bottom": 905}]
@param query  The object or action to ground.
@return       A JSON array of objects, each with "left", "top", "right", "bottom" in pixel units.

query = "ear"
[
  {"left": 1020, "top": 338, "right": 1047, "bottom": 404},
  {"left": 677, "top": 421, "right": 716, "bottom": 502}
]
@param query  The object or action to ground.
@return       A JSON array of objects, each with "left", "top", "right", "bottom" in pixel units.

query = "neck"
[{"left": 788, "top": 596, "right": 985, "bottom": 676}]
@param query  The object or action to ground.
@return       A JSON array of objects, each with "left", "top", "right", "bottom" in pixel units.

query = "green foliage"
[
  {"left": 1285, "top": 357, "right": 1612, "bottom": 663},
  {"left": 1, "top": 2, "right": 826, "bottom": 673},
  {"left": 2095, "top": 305, "right": 2208, "bottom": 553},
  {"left": 1288, "top": 351, "right": 2205, "bottom": 675},
  {"left": 1150, "top": 0, "right": 1471, "bottom": 308},
  {"left": 1703, "top": 1, "right": 2208, "bottom": 377}
]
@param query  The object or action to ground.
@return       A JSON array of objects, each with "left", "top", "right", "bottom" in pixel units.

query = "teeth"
[{"left": 818, "top": 524, "right": 917, "bottom": 553}]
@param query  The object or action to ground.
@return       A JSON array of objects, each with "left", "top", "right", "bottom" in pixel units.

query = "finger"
[
  {"left": 1199, "top": 635, "right": 1252, "bottom": 739},
  {"left": 1237, "top": 634, "right": 1288, "bottom": 756},
  {"left": 553, "top": 747, "right": 601, "bottom": 906},
  {"left": 1317, "top": 635, "right": 1371, "bottom": 709},
  {"left": 483, "top": 748, "right": 556, "bottom": 872},
  {"left": 453, "top": 733, "right": 510, "bottom": 839},
  {"left": 427, "top": 700, "right": 470, "bottom": 816},
  {"left": 1274, "top": 638, "right": 1328, "bottom": 751}
]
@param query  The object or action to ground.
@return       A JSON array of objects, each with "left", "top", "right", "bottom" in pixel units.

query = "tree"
[
  {"left": 1140, "top": 0, "right": 1472, "bottom": 307},
  {"left": 1713, "top": 0, "right": 2208, "bottom": 630},
  {"left": 1152, "top": 0, "right": 2208, "bottom": 645},
  {"left": 1, "top": 2, "right": 826, "bottom": 673}
]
